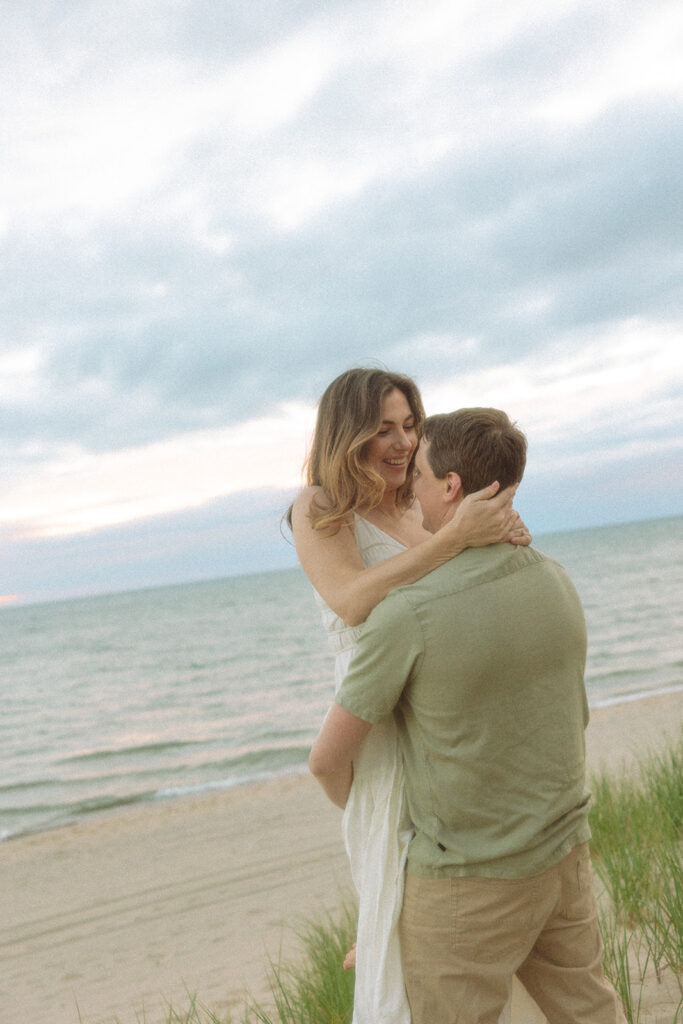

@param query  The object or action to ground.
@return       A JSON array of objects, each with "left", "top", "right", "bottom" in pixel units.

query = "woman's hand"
[
  {"left": 449, "top": 482, "right": 531, "bottom": 548},
  {"left": 507, "top": 509, "right": 532, "bottom": 546}
]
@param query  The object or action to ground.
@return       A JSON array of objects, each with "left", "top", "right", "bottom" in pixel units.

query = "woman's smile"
[{"left": 365, "top": 388, "right": 417, "bottom": 490}]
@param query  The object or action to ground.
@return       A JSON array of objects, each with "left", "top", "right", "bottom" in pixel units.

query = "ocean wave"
[
  {"left": 0, "top": 743, "right": 313, "bottom": 841},
  {"left": 0, "top": 776, "right": 62, "bottom": 795},
  {"left": 154, "top": 762, "right": 309, "bottom": 801},
  {"left": 57, "top": 738, "right": 206, "bottom": 764}
]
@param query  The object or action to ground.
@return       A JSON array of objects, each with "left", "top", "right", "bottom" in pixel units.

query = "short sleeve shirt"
[{"left": 337, "top": 544, "right": 592, "bottom": 879}]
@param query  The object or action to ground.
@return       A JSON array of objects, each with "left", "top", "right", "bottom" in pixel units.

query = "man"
[{"left": 309, "top": 408, "right": 626, "bottom": 1024}]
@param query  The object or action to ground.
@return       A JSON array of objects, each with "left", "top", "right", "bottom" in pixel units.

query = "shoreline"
[
  {"left": 3, "top": 683, "right": 682, "bottom": 848},
  {"left": 0, "top": 690, "right": 681, "bottom": 1024},
  {"left": 587, "top": 680, "right": 683, "bottom": 708}
]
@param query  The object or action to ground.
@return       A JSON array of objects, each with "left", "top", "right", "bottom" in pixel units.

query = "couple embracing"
[{"left": 290, "top": 368, "right": 626, "bottom": 1024}]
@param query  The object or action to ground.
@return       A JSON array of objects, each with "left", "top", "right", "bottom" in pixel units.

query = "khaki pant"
[{"left": 399, "top": 843, "right": 626, "bottom": 1024}]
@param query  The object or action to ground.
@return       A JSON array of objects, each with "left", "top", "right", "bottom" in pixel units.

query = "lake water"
[{"left": 1, "top": 514, "right": 681, "bottom": 841}]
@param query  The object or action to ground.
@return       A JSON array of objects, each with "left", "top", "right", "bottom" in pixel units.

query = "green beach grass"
[
  {"left": 109, "top": 730, "right": 683, "bottom": 1024},
  {"left": 589, "top": 729, "right": 683, "bottom": 1023}
]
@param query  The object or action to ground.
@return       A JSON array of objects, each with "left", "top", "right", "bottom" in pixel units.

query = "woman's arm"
[
  {"left": 291, "top": 483, "right": 528, "bottom": 627},
  {"left": 309, "top": 704, "right": 372, "bottom": 809}
]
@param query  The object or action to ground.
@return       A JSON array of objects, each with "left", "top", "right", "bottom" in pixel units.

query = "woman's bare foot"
[{"left": 343, "top": 943, "right": 356, "bottom": 971}]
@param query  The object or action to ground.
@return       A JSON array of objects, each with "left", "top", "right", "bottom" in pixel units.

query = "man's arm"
[{"left": 309, "top": 703, "right": 373, "bottom": 809}]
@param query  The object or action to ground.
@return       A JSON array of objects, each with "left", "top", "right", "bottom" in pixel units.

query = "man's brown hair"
[{"left": 423, "top": 408, "right": 527, "bottom": 494}]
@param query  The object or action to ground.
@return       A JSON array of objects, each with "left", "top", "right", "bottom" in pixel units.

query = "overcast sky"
[{"left": 2, "top": 0, "right": 682, "bottom": 605}]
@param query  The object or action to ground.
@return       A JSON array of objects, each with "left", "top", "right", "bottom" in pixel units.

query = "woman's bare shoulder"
[
  {"left": 291, "top": 486, "right": 354, "bottom": 537},
  {"left": 292, "top": 484, "right": 327, "bottom": 507},
  {"left": 291, "top": 485, "right": 328, "bottom": 523}
]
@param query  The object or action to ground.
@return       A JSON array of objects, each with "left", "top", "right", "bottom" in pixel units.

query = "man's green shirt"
[{"left": 337, "top": 543, "right": 592, "bottom": 879}]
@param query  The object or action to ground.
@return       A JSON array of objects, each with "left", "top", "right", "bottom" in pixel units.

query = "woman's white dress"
[
  {"left": 314, "top": 516, "right": 413, "bottom": 1024},
  {"left": 314, "top": 515, "right": 513, "bottom": 1024}
]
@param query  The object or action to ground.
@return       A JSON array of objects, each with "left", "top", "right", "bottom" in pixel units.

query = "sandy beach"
[{"left": 1, "top": 690, "right": 681, "bottom": 1024}]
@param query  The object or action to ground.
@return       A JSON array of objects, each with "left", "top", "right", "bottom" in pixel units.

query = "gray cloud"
[
  {"left": 1, "top": 0, "right": 682, "bottom": 601},
  {"left": 1, "top": 2, "right": 681, "bottom": 459}
]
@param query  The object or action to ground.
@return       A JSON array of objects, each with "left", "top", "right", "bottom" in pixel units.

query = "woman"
[{"left": 290, "top": 369, "right": 526, "bottom": 1024}]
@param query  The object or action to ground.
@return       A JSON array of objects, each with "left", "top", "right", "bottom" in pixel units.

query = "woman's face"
[{"left": 364, "top": 388, "right": 418, "bottom": 492}]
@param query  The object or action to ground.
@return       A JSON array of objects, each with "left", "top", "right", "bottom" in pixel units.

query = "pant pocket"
[{"left": 560, "top": 844, "right": 598, "bottom": 922}]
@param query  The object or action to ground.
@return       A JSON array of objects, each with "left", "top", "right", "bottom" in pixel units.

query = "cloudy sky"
[{"left": 2, "top": 0, "right": 682, "bottom": 605}]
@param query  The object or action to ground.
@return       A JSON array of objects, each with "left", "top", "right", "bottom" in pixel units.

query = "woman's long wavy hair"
[{"left": 304, "top": 368, "right": 425, "bottom": 533}]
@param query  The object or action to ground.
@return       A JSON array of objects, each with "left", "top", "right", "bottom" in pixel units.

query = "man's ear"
[{"left": 444, "top": 472, "right": 463, "bottom": 503}]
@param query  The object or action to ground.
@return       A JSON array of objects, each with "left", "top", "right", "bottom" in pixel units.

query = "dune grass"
[
  {"left": 111, "top": 730, "right": 683, "bottom": 1024},
  {"left": 234, "top": 904, "right": 357, "bottom": 1024},
  {"left": 589, "top": 728, "right": 683, "bottom": 1022}
]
